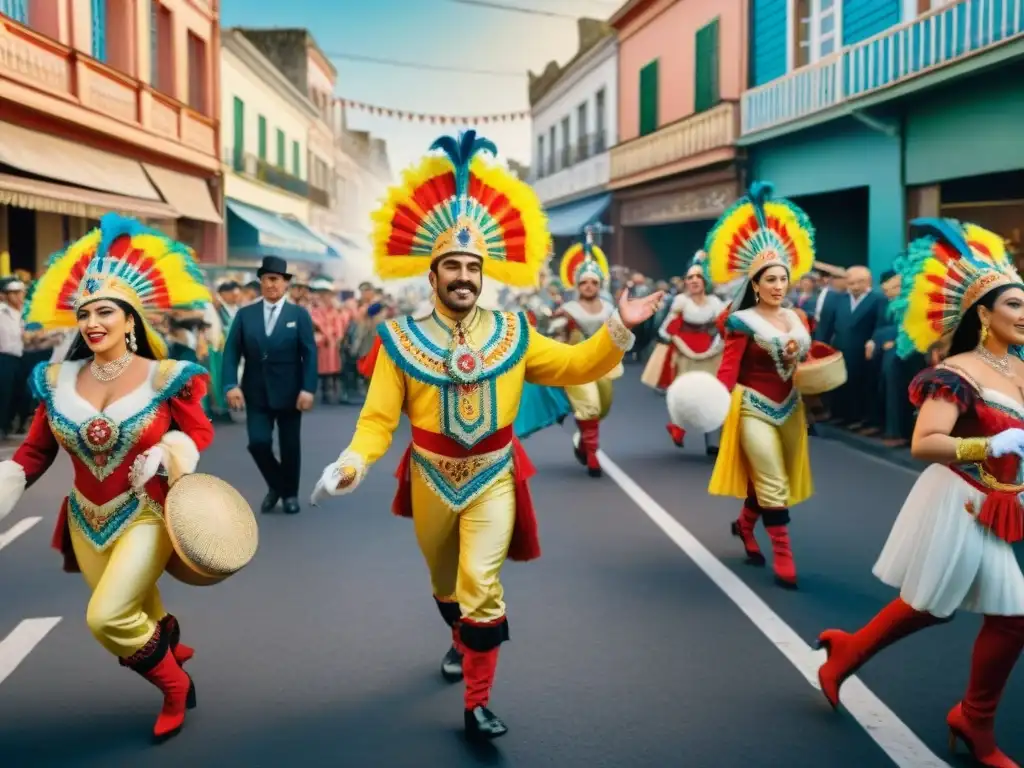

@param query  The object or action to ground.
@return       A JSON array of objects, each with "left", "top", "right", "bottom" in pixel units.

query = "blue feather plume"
[
  {"left": 909, "top": 217, "right": 978, "bottom": 263},
  {"left": 429, "top": 130, "right": 498, "bottom": 211},
  {"left": 747, "top": 181, "right": 774, "bottom": 230}
]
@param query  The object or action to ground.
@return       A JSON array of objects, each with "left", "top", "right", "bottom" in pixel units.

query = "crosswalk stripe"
[
  {"left": 0, "top": 517, "right": 42, "bottom": 554},
  {"left": 0, "top": 618, "right": 61, "bottom": 686}
]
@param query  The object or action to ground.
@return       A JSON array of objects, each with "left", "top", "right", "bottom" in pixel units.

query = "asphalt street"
[{"left": 0, "top": 364, "right": 1021, "bottom": 767}]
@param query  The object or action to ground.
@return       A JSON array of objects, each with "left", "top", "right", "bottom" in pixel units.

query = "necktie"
[{"left": 266, "top": 304, "right": 277, "bottom": 336}]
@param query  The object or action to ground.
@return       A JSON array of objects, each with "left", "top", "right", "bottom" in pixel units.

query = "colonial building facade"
[{"left": 0, "top": 0, "right": 224, "bottom": 268}]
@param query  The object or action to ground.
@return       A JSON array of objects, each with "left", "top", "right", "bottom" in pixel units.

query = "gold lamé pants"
[
  {"left": 738, "top": 403, "right": 804, "bottom": 509},
  {"left": 565, "top": 378, "right": 614, "bottom": 421},
  {"left": 412, "top": 469, "right": 515, "bottom": 623},
  {"left": 69, "top": 506, "right": 173, "bottom": 658}
]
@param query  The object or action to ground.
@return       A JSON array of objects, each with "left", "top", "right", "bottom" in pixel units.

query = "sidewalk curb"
[{"left": 813, "top": 423, "right": 925, "bottom": 474}]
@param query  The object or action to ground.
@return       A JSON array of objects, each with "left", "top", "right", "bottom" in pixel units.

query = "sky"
[{"left": 220, "top": 0, "right": 621, "bottom": 175}]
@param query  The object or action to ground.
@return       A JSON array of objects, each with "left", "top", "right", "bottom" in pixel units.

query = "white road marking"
[
  {"left": 0, "top": 517, "right": 42, "bottom": 553},
  {"left": 598, "top": 450, "right": 950, "bottom": 768},
  {"left": 0, "top": 618, "right": 61, "bottom": 686}
]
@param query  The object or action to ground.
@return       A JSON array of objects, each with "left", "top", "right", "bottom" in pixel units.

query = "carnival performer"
[
  {"left": 0, "top": 214, "right": 214, "bottom": 743},
  {"left": 816, "top": 219, "right": 1024, "bottom": 768},
  {"left": 660, "top": 257, "right": 726, "bottom": 453},
  {"left": 311, "top": 131, "right": 662, "bottom": 740},
  {"left": 552, "top": 235, "right": 622, "bottom": 478},
  {"left": 671, "top": 182, "right": 816, "bottom": 589}
]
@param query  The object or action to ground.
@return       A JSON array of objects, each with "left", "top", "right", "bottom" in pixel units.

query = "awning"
[
  {"left": 545, "top": 193, "right": 611, "bottom": 237},
  {"left": 0, "top": 121, "right": 161, "bottom": 200},
  {"left": 143, "top": 164, "right": 222, "bottom": 223},
  {"left": 0, "top": 172, "right": 178, "bottom": 220},
  {"left": 226, "top": 199, "right": 339, "bottom": 264}
]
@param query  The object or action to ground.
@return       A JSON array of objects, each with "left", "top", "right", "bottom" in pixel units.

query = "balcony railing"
[
  {"left": 531, "top": 146, "right": 611, "bottom": 205},
  {"left": 741, "top": 0, "right": 1024, "bottom": 136},
  {"left": 0, "top": 15, "right": 217, "bottom": 159},
  {"left": 224, "top": 148, "right": 309, "bottom": 197},
  {"left": 308, "top": 185, "right": 330, "bottom": 208},
  {"left": 610, "top": 101, "right": 738, "bottom": 186}
]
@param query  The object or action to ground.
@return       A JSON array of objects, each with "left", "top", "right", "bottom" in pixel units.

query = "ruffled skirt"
[{"left": 873, "top": 464, "right": 1024, "bottom": 618}]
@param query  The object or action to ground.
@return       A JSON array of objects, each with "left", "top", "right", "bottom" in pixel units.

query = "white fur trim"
[
  {"left": 673, "top": 335, "right": 724, "bottom": 361},
  {"left": 0, "top": 460, "right": 27, "bottom": 524},
  {"left": 606, "top": 311, "right": 635, "bottom": 352},
  {"left": 667, "top": 371, "right": 731, "bottom": 433},
  {"left": 158, "top": 430, "right": 200, "bottom": 476}
]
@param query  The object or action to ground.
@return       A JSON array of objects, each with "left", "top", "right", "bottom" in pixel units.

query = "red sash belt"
[
  {"left": 952, "top": 466, "right": 1024, "bottom": 544},
  {"left": 391, "top": 424, "right": 541, "bottom": 562}
]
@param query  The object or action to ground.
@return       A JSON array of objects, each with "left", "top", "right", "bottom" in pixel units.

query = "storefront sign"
[{"left": 620, "top": 181, "right": 737, "bottom": 226}]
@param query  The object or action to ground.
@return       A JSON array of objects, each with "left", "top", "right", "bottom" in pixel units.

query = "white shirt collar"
[{"left": 263, "top": 297, "right": 286, "bottom": 311}]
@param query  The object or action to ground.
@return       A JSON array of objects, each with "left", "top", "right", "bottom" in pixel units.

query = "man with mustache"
[
  {"left": 552, "top": 233, "right": 620, "bottom": 477},
  {"left": 313, "top": 131, "right": 663, "bottom": 740}
]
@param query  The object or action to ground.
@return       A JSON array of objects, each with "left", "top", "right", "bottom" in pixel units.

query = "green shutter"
[
  {"left": 638, "top": 60, "right": 659, "bottom": 136},
  {"left": 276, "top": 130, "right": 285, "bottom": 168},
  {"left": 232, "top": 97, "right": 244, "bottom": 170},
  {"left": 292, "top": 141, "right": 300, "bottom": 177},
  {"left": 695, "top": 19, "right": 720, "bottom": 113},
  {"left": 257, "top": 116, "right": 267, "bottom": 161}
]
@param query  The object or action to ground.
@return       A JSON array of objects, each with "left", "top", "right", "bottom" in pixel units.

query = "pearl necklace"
[{"left": 90, "top": 350, "right": 134, "bottom": 382}]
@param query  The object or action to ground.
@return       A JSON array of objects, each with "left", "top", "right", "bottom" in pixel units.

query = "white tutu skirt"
[{"left": 873, "top": 464, "right": 1024, "bottom": 618}]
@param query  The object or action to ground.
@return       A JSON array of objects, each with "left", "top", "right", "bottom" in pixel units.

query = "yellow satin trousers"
[
  {"left": 70, "top": 508, "right": 172, "bottom": 658},
  {"left": 411, "top": 469, "right": 516, "bottom": 623},
  {"left": 738, "top": 410, "right": 806, "bottom": 509},
  {"left": 565, "top": 378, "right": 614, "bottom": 421}
]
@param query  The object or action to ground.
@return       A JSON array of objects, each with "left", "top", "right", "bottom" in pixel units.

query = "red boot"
[
  {"left": 947, "top": 616, "right": 1024, "bottom": 768},
  {"left": 121, "top": 626, "right": 196, "bottom": 742},
  {"left": 817, "top": 598, "right": 947, "bottom": 710},
  {"left": 731, "top": 503, "right": 764, "bottom": 566},
  {"left": 463, "top": 646, "right": 507, "bottom": 739},
  {"left": 161, "top": 614, "right": 195, "bottom": 666},
  {"left": 575, "top": 419, "right": 602, "bottom": 477},
  {"left": 766, "top": 524, "right": 797, "bottom": 589},
  {"left": 666, "top": 423, "right": 685, "bottom": 448}
]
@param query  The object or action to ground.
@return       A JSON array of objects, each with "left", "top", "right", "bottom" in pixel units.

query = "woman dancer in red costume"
[
  {"left": 0, "top": 214, "right": 214, "bottom": 743},
  {"left": 661, "top": 258, "right": 725, "bottom": 453},
  {"left": 816, "top": 219, "right": 1024, "bottom": 768}
]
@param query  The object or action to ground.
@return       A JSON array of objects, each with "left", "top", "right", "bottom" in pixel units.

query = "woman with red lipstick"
[
  {"left": 816, "top": 220, "right": 1024, "bottom": 768},
  {"left": 0, "top": 214, "right": 214, "bottom": 744},
  {"left": 672, "top": 183, "right": 817, "bottom": 589},
  {"left": 661, "top": 256, "right": 725, "bottom": 453}
]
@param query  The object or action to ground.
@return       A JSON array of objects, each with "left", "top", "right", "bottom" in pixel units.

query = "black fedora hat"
[{"left": 256, "top": 255, "right": 292, "bottom": 280}]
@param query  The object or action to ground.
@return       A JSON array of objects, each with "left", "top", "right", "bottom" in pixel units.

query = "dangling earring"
[
  {"left": 128, "top": 327, "right": 138, "bottom": 353},
  {"left": 754, "top": 290, "right": 761, "bottom": 304},
  {"left": 979, "top": 324, "right": 990, "bottom": 348}
]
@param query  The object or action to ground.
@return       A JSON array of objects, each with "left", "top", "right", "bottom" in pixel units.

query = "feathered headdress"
[
  {"left": 892, "top": 218, "right": 1021, "bottom": 358},
  {"left": 370, "top": 130, "right": 549, "bottom": 287},
  {"left": 559, "top": 231, "right": 609, "bottom": 288},
  {"left": 704, "top": 181, "right": 814, "bottom": 288},
  {"left": 24, "top": 213, "right": 211, "bottom": 359}
]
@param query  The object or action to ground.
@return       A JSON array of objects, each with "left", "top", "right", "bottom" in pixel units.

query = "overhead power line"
[
  {"left": 444, "top": 0, "right": 585, "bottom": 19},
  {"left": 324, "top": 50, "right": 526, "bottom": 78}
]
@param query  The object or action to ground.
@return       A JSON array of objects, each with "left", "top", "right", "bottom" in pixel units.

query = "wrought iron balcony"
[{"left": 741, "top": 0, "right": 1024, "bottom": 136}]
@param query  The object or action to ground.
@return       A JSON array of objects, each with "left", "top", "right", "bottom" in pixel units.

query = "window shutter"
[
  {"left": 695, "top": 19, "right": 721, "bottom": 113},
  {"left": 292, "top": 141, "right": 300, "bottom": 177},
  {"left": 258, "top": 117, "right": 267, "bottom": 160},
  {"left": 639, "top": 60, "right": 659, "bottom": 136},
  {"left": 232, "top": 98, "right": 245, "bottom": 170},
  {"left": 91, "top": 0, "right": 106, "bottom": 61},
  {"left": 276, "top": 129, "right": 285, "bottom": 168}
]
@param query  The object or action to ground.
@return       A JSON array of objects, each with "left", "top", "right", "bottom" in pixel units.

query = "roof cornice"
[
  {"left": 532, "top": 36, "right": 617, "bottom": 117},
  {"left": 222, "top": 29, "right": 320, "bottom": 121}
]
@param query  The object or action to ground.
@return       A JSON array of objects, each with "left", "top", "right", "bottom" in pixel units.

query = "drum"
[
  {"left": 794, "top": 343, "right": 847, "bottom": 395},
  {"left": 164, "top": 473, "right": 259, "bottom": 587}
]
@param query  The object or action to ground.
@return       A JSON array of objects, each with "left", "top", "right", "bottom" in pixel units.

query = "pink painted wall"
[{"left": 617, "top": 0, "right": 745, "bottom": 142}]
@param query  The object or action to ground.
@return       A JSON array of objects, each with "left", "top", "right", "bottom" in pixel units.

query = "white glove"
[
  {"left": 310, "top": 453, "right": 364, "bottom": 506},
  {"left": 987, "top": 428, "right": 1024, "bottom": 458},
  {"left": 130, "top": 447, "right": 164, "bottom": 490}
]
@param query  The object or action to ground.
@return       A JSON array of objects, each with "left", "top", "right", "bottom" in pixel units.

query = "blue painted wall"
[
  {"left": 750, "top": 119, "right": 905, "bottom": 276},
  {"left": 751, "top": 0, "right": 788, "bottom": 86},
  {"left": 750, "top": 0, "right": 902, "bottom": 87},
  {"left": 842, "top": 0, "right": 901, "bottom": 46}
]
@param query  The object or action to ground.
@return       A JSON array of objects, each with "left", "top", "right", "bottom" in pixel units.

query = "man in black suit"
[
  {"left": 223, "top": 256, "right": 318, "bottom": 514},
  {"left": 814, "top": 265, "right": 887, "bottom": 428}
]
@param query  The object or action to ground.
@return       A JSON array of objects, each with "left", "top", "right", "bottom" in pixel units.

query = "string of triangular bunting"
[{"left": 340, "top": 99, "right": 530, "bottom": 124}]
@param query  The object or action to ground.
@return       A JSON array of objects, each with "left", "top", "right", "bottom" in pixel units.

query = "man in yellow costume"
[
  {"left": 553, "top": 233, "right": 621, "bottom": 477},
  {"left": 312, "top": 132, "right": 663, "bottom": 740}
]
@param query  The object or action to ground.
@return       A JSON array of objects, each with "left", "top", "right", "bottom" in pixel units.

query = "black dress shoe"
[
  {"left": 440, "top": 645, "right": 463, "bottom": 682},
  {"left": 260, "top": 492, "right": 280, "bottom": 514},
  {"left": 464, "top": 706, "right": 507, "bottom": 740},
  {"left": 282, "top": 497, "right": 300, "bottom": 515}
]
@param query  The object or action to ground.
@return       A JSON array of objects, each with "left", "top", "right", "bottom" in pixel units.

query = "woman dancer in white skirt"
[{"left": 816, "top": 219, "right": 1024, "bottom": 768}]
